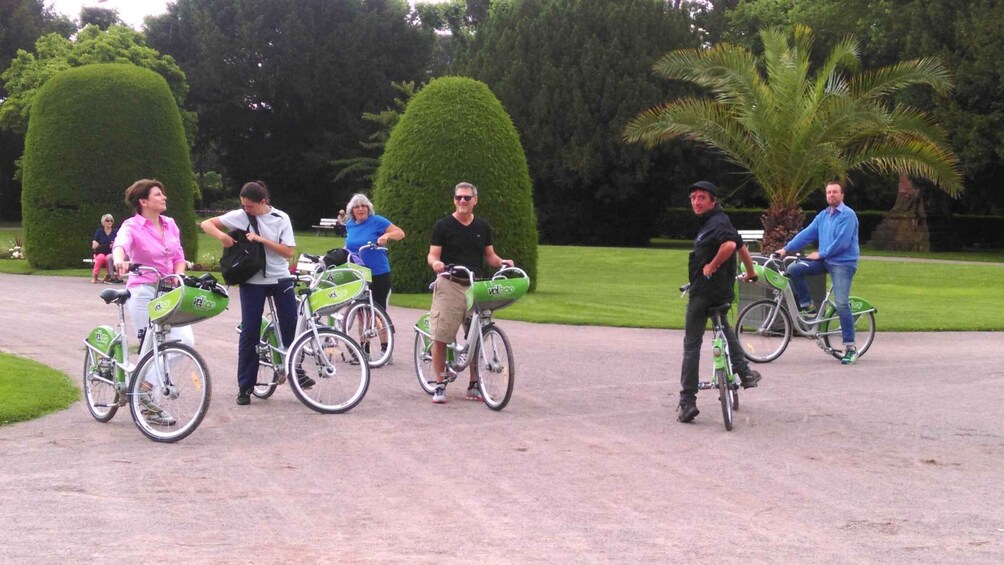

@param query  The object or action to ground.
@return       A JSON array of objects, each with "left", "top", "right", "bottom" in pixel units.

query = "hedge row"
[{"left": 656, "top": 208, "right": 1004, "bottom": 249}]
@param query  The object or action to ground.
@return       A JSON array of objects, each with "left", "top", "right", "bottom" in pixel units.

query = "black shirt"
[
  {"left": 430, "top": 215, "right": 493, "bottom": 277},
  {"left": 688, "top": 205, "right": 744, "bottom": 302}
]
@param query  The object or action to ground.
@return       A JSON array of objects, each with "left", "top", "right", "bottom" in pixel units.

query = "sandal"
[{"left": 91, "top": 276, "right": 98, "bottom": 284}]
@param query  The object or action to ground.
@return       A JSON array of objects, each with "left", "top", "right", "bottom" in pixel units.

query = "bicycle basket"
[
  {"left": 148, "top": 284, "right": 229, "bottom": 327},
  {"left": 321, "top": 261, "right": 372, "bottom": 285},
  {"left": 467, "top": 274, "right": 530, "bottom": 311},
  {"left": 741, "top": 262, "right": 788, "bottom": 291},
  {"left": 310, "top": 268, "right": 365, "bottom": 315}
]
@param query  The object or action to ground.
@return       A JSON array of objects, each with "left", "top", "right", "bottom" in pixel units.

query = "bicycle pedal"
[{"left": 698, "top": 382, "right": 714, "bottom": 390}]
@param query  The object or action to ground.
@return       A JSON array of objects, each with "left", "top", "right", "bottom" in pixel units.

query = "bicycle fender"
[
  {"left": 848, "top": 296, "right": 877, "bottom": 314},
  {"left": 85, "top": 325, "right": 117, "bottom": 355}
]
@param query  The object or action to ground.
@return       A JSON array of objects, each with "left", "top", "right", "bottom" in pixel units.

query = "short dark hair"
[
  {"left": 825, "top": 179, "right": 845, "bottom": 193},
  {"left": 240, "top": 180, "right": 270, "bottom": 203},
  {"left": 124, "top": 179, "right": 165, "bottom": 214}
]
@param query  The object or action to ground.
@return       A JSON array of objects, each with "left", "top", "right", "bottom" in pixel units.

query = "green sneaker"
[
  {"left": 841, "top": 347, "right": 858, "bottom": 365},
  {"left": 798, "top": 304, "right": 818, "bottom": 317}
]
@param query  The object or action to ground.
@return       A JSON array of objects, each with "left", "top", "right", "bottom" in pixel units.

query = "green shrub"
[
  {"left": 373, "top": 76, "right": 538, "bottom": 292},
  {"left": 21, "top": 63, "right": 196, "bottom": 268}
]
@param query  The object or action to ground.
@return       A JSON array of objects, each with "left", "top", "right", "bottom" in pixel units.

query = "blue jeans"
[
  {"left": 237, "top": 280, "right": 297, "bottom": 390},
  {"left": 786, "top": 259, "right": 857, "bottom": 346}
]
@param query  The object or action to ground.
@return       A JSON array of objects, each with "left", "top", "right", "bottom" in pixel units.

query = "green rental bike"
[
  {"left": 735, "top": 253, "right": 877, "bottom": 363},
  {"left": 413, "top": 265, "right": 529, "bottom": 411},
  {"left": 680, "top": 282, "right": 742, "bottom": 431},
  {"left": 82, "top": 266, "right": 228, "bottom": 443},
  {"left": 243, "top": 254, "right": 371, "bottom": 414}
]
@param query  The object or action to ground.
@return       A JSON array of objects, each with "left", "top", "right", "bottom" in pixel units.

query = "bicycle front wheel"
[
  {"left": 345, "top": 301, "right": 395, "bottom": 368},
  {"left": 821, "top": 306, "right": 876, "bottom": 359},
  {"left": 474, "top": 324, "right": 514, "bottom": 411},
  {"left": 287, "top": 328, "right": 370, "bottom": 414},
  {"left": 83, "top": 347, "right": 118, "bottom": 422},
  {"left": 413, "top": 331, "right": 437, "bottom": 395},
  {"left": 128, "top": 343, "right": 211, "bottom": 443},
  {"left": 717, "top": 368, "right": 733, "bottom": 431},
  {"left": 253, "top": 325, "right": 281, "bottom": 399},
  {"left": 735, "top": 300, "right": 792, "bottom": 363}
]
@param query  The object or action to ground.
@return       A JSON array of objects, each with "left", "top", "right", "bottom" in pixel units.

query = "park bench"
[
  {"left": 312, "top": 218, "right": 343, "bottom": 236},
  {"left": 738, "top": 229, "right": 765, "bottom": 251}
]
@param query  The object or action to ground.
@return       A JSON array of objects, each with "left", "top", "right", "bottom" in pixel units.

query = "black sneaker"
[
  {"left": 738, "top": 369, "right": 762, "bottom": 389},
  {"left": 295, "top": 367, "right": 316, "bottom": 390},
  {"left": 236, "top": 387, "right": 251, "bottom": 406},
  {"left": 676, "top": 402, "right": 699, "bottom": 423}
]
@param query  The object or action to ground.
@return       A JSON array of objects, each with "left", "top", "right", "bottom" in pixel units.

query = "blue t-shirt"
[{"left": 345, "top": 214, "right": 392, "bottom": 275}]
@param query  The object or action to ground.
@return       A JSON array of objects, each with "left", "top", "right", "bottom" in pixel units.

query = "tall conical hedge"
[
  {"left": 21, "top": 63, "right": 196, "bottom": 268},
  {"left": 373, "top": 76, "right": 538, "bottom": 292}
]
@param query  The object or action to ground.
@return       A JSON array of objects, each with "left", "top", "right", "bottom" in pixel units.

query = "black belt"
[{"left": 444, "top": 274, "right": 471, "bottom": 286}]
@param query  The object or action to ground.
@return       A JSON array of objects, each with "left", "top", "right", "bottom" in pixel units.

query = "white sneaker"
[
  {"left": 464, "top": 382, "right": 483, "bottom": 401},
  {"left": 432, "top": 385, "right": 447, "bottom": 404}
]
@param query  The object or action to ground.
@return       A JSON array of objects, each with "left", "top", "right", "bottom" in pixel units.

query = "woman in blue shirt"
[{"left": 344, "top": 193, "right": 405, "bottom": 313}]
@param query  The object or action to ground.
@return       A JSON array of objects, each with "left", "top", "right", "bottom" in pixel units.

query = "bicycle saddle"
[
  {"left": 100, "top": 288, "right": 131, "bottom": 305},
  {"left": 705, "top": 303, "right": 732, "bottom": 316}
]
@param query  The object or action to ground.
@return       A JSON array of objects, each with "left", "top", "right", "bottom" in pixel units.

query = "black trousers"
[{"left": 679, "top": 294, "right": 750, "bottom": 403}]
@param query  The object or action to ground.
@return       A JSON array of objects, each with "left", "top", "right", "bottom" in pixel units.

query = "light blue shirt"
[{"left": 785, "top": 203, "right": 859, "bottom": 266}]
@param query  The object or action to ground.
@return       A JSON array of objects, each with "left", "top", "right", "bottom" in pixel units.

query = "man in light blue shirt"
[{"left": 778, "top": 180, "right": 861, "bottom": 364}]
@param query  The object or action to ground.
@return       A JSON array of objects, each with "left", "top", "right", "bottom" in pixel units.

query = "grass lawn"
[
  {"left": 0, "top": 353, "right": 80, "bottom": 426},
  {"left": 2, "top": 226, "right": 1003, "bottom": 331}
]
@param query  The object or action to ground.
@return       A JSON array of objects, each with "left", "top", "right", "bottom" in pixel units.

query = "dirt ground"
[{"left": 0, "top": 273, "right": 1002, "bottom": 564}]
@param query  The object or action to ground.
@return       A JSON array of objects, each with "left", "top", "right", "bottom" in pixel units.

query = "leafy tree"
[
  {"left": 0, "top": 0, "right": 74, "bottom": 221},
  {"left": 624, "top": 25, "right": 963, "bottom": 251},
  {"left": 0, "top": 25, "right": 192, "bottom": 140},
  {"left": 145, "top": 0, "right": 434, "bottom": 226},
  {"left": 332, "top": 80, "right": 419, "bottom": 186},
  {"left": 80, "top": 6, "right": 123, "bottom": 30},
  {"left": 717, "top": 0, "right": 1004, "bottom": 215},
  {"left": 457, "top": 0, "right": 702, "bottom": 245},
  {"left": 21, "top": 64, "right": 196, "bottom": 268},
  {"left": 373, "top": 76, "right": 537, "bottom": 292}
]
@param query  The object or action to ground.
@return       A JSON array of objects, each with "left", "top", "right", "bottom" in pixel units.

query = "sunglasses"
[{"left": 454, "top": 195, "right": 474, "bottom": 202}]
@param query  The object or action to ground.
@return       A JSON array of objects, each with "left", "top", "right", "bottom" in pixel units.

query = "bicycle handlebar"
[{"left": 129, "top": 264, "right": 228, "bottom": 297}]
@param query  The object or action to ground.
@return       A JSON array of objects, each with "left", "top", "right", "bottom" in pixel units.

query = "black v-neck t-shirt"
[{"left": 430, "top": 215, "right": 493, "bottom": 277}]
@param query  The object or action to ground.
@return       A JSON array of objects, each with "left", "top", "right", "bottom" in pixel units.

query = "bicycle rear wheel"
[
  {"left": 821, "top": 307, "right": 876, "bottom": 359},
  {"left": 474, "top": 324, "right": 514, "bottom": 411},
  {"left": 128, "top": 343, "right": 211, "bottom": 443},
  {"left": 345, "top": 301, "right": 395, "bottom": 368},
  {"left": 83, "top": 347, "right": 119, "bottom": 422},
  {"left": 717, "top": 368, "right": 733, "bottom": 431},
  {"left": 287, "top": 327, "right": 370, "bottom": 414},
  {"left": 735, "top": 299, "right": 792, "bottom": 363}
]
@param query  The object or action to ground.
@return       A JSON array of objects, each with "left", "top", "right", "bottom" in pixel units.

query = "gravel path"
[{"left": 1, "top": 273, "right": 1002, "bottom": 564}]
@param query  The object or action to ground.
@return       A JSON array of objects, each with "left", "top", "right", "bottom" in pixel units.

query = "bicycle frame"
[
  {"left": 243, "top": 260, "right": 367, "bottom": 378},
  {"left": 83, "top": 270, "right": 186, "bottom": 397},
  {"left": 746, "top": 256, "right": 876, "bottom": 349}
]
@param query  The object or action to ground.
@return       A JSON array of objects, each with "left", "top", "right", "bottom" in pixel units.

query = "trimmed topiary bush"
[
  {"left": 373, "top": 76, "right": 538, "bottom": 293},
  {"left": 21, "top": 63, "right": 196, "bottom": 268}
]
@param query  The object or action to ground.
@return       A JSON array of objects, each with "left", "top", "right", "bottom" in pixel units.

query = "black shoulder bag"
[{"left": 219, "top": 212, "right": 267, "bottom": 285}]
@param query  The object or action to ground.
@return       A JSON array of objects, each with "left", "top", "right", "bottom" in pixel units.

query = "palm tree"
[{"left": 623, "top": 25, "right": 962, "bottom": 251}]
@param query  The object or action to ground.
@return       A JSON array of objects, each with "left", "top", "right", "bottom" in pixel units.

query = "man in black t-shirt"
[
  {"left": 426, "top": 182, "right": 513, "bottom": 404},
  {"left": 678, "top": 181, "right": 762, "bottom": 423}
]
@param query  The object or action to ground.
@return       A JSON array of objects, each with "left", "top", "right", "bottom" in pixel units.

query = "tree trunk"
[
  {"left": 761, "top": 203, "right": 805, "bottom": 254},
  {"left": 870, "top": 175, "right": 930, "bottom": 252}
]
